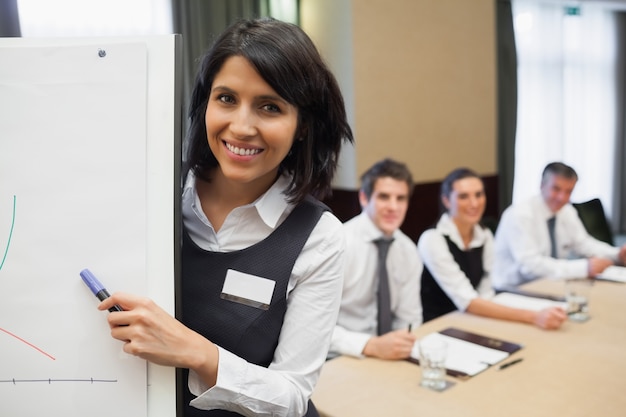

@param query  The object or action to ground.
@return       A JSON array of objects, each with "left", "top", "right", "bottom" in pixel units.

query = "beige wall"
[{"left": 302, "top": 0, "right": 497, "bottom": 186}]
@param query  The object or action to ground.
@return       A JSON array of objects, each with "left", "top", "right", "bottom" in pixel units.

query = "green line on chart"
[{"left": 0, "top": 195, "right": 16, "bottom": 272}]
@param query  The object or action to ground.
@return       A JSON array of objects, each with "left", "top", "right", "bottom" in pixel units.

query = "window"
[
  {"left": 512, "top": 1, "right": 619, "bottom": 219},
  {"left": 17, "top": 0, "right": 173, "bottom": 37}
]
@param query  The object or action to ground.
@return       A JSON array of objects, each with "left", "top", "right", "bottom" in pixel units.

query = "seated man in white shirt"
[
  {"left": 329, "top": 159, "right": 423, "bottom": 360},
  {"left": 493, "top": 162, "right": 626, "bottom": 289}
]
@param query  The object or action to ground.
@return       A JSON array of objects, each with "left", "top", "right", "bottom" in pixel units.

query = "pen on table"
[
  {"left": 80, "top": 268, "right": 124, "bottom": 312},
  {"left": 498, "top": 358, "right": 523, "bottom": 370}
]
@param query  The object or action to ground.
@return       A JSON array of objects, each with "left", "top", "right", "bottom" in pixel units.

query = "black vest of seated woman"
[
  {"left": 421, "top": 235, "right": 484, "bottom": 322},
  {"left": 181, "top": 196, "right": 326, "bottom": 417}
]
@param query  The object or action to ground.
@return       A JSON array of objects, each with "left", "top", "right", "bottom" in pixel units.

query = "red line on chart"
[
  {"left": 0, "top": 195, "right": 16, "bottom": 272},
  {"left": 0, "top": 327, "right": 56, "bottom": 361}
]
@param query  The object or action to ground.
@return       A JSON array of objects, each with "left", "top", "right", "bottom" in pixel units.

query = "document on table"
[
  {"left": 492, "top": 292, "right": 568, "bottom": 311},
  {"left": 596, "top": 266, "right": 626, "bottom": 283},
  {"left": 410, "top": 327, "right": 522, "bottom": 378}
]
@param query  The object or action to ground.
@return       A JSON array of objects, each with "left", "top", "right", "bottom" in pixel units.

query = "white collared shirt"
[
  {"left": 493, "top": 195, "right": 620, "bottom": 287},
  {"left": 330, "top": 211, "right": 423, "bottom": 358},
  {"left": 182, "top": 171, "right": 345, "bottom": 416},
  {"left": 417, "top": 213, "right": 495, "bottom": 312}
]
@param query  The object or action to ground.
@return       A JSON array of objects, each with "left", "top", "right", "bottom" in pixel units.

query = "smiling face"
[
  {"left": 205, "top": 55, "right": 299, "bottom": 192},
  {"left": 360, "top": 177, "right": 410, "bottom": 237},
  {"left": 443, "top": 177, "right": 486, "bottom": 229},
  {"left": 541, "top": 172, "right": 577, "bottom": 213}
]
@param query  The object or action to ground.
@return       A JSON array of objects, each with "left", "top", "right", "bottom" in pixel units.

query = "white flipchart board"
[{"left": 0, "top": 35, "right": 181, "bottom": 417}]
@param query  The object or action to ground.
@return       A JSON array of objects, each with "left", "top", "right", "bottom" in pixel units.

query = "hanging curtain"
[
  {"left": 496, "top": 0, "right": 517, "bottom": 216},
  {"left": 512, "top": 1, "right": 619, "bottom": 229},
  {"left": 0, "top": 0, "right": 21, "bottom": 36},
  {"left": 615, "top": 12, "right": 626, "bottom": 234}
]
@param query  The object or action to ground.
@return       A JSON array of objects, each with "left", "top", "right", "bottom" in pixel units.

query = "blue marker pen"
[{"left": 80, "top": 268, "right": 124, "bottom": 312}]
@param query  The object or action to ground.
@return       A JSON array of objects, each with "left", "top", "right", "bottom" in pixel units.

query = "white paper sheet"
[
  {"left": 596, "top": 265, "right": 626, "bottom": 282},
  {"left": 491, "top": 292, "right": 568, "bottom": 311},
  {"left": 0, "top": 42, "right": 148, "bottom": 417},
  {"left": 411, "top": 332, "right": 510, "bottom": 376}
]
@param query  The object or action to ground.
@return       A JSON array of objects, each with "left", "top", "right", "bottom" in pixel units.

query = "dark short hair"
[
  {"left": 440, "top": 167, "right": 483, "bottom": 213},
  {"left": 542, "top": 162, "right": 578, "bottom": 183},
  {"left": 185, "top": 17, "right": 353, "bottom": 203},
  {"left": 360, "top": 158, "right": 414, "bottom": 200}
]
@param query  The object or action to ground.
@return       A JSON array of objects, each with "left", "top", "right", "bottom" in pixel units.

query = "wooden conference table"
[{"left": 312, "top": 279, "right": 626, "bottom": 417}]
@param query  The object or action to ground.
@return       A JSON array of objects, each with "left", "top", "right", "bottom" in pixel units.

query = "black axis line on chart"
[{"left": 0, "top": 377, "right": 118, "bottom": 384}]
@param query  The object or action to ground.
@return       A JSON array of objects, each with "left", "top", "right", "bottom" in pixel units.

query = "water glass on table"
[
  {"left": 419, "top": 338, "right": 447, "bottom": 391},
  {"left": 565, "top": 278, "right": 593, "bottom": 322}
]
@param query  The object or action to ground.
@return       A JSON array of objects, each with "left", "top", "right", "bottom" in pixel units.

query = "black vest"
[
  {"left": 181, "top": 196, "right": 326, "bottom": 417},
  {"left": 421, "top": 235, "right": 484, "bottom": 322}
]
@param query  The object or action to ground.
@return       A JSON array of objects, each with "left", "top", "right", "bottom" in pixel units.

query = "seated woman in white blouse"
[{"left": 417, "top": 168, "right": 567, "bottom": 330}]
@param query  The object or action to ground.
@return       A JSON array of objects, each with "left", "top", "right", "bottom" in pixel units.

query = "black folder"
[{"left": 439, "top": 327, "right": 523, "bottom": 354}]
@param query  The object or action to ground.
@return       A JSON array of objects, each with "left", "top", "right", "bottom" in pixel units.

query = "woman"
[
  {"left": 417, "top": 168, "right": 566, "bottom": 329},
  {"left": 99, "top": 18, "right": 353, "bottom": 417}
]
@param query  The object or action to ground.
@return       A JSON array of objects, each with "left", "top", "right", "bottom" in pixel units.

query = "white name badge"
[{"left": 220, "top": 269, "right": 276, "bottom": 310}]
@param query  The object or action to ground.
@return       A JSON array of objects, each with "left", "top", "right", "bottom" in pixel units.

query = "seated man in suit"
[
  {"left": 329, "top": 158, "right": 422, "bottom": 360},
  {"left": 493, "top": 162, "right": 626, "bottom": 288}
]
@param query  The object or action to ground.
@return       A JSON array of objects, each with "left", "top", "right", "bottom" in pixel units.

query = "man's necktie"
[
  {"left": 547, "top": 216, "right": 558, "bottom": 258},
  {"left": 374, "top": 238, "right": 394, "bottom": 335}
]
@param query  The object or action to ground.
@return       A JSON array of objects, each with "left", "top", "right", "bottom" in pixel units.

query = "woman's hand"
[{"left": 98, "top": 292, "right": 218, "bottom": 386}]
